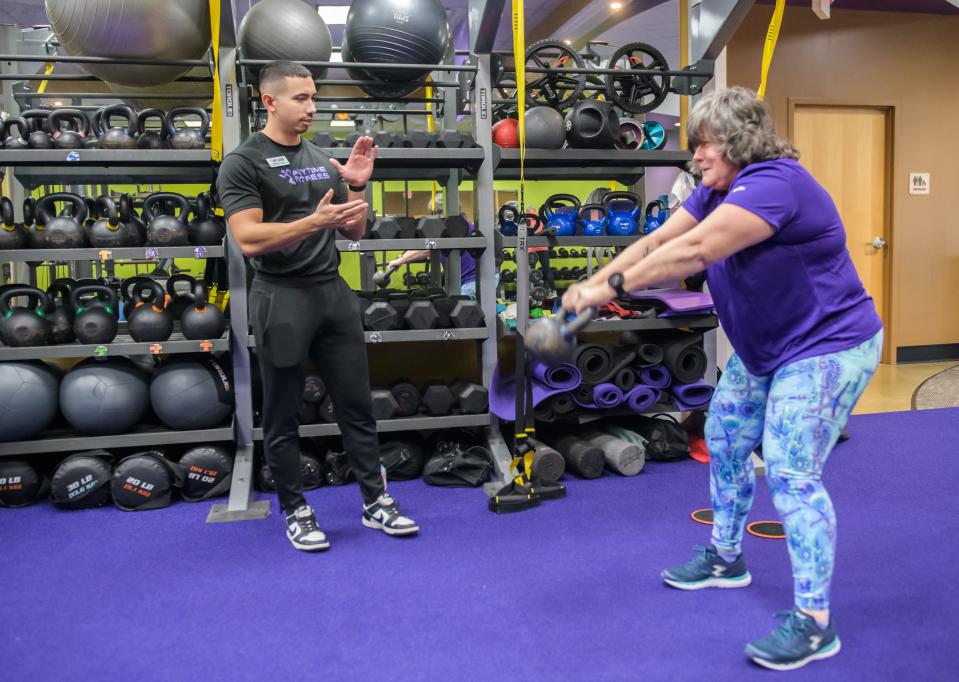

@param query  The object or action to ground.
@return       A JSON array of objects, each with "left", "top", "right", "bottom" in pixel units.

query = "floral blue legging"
[{"left": 705, "top": 331, "right": 882, "bottom": 610}]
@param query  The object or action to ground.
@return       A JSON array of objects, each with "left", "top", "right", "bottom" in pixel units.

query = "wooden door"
[{"left": 791, "top": 103, "right": 891, "bottom": 359}]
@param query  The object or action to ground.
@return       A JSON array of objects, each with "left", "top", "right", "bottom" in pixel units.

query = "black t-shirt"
[{"left": 217, "top": 132, "right": 349, "bottom": 282}]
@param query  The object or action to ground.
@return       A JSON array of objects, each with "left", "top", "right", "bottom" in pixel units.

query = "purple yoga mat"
[
  {"left": 639, "top": 365, "right": 672, "bottom": 389},
  {"left": 670, "top": 381, "right": 715, "bottom": 411},
  {"left": 489, "top": 365, "right": 583, "bottom": 421},
  {"left": 531, "top": 362, "right": 582, "bottom": 390},
  {"left": 626, "top": 385, "right": 661, "bottom": 413},
  {"left": 625, "top": 288, "right": 714, "bottom": 316},
  {"left": 593, "top": 383, "right": 624, "bottom": 409}
]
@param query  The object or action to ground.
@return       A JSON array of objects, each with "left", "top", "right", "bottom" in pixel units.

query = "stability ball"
[
  {"left": 60, "top": 358, "right": 150, "bottom": 436},
  {"left": 492, "top": 118, "right": 519, "bottom": 148},
  {"left": 525, "top": 106, "right": 566, "bottom": 149},
  {"left": 345, "top": 0, "right": 450, "bottom": 82},
  {"left": 150, "top": 355, "right": 234, "bottom": 430},
  {"left": 44, "top": 0, "right": 212, "bottom": 87},
  {"left": 237, "top": 0, "right": 333, "bottom": 81},
  {"left": 0, "top": 361, "right": 61, "bottom": 442}
]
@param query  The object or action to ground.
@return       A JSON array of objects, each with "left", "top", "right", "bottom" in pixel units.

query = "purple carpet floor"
[{"left": 2, "top": 408, "right": 958, "bottom": 681}]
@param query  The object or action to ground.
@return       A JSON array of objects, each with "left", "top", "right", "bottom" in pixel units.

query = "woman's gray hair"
[{"left": 686, "top": 86, "right": 798, "bottom": 173}]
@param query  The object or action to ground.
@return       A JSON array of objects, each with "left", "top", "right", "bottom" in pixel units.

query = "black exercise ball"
[
  {"left": 0, "top": 361, "right": 61, "bottom": 442},
  {"left": 525, "top": 106, "right": 566, "bottom": 149},
  {"left": 150, "top": 354, "right": 234, "bottom": 430},
  {"left": 60, "top": 358, "right": 150, "bottom": 435},
  {"left": 0, "top": 459, "right": 47, "bottom": 508},
  {"left": 237, "top": 0, "right": 333, "bottom": 81},
  {"left": 565, "top": 99, "right": 621, "bottom": 149},
  {"left": 345, "top": 0, "right": 450, "bottom": 82}
]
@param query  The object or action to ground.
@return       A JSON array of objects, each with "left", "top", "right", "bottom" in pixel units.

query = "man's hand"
[
  {"left": 330, "top": 135, "right": 378, "bottom": 186},
  {"left": 310, "top": 189, "right": 368, "bottom": 231}
]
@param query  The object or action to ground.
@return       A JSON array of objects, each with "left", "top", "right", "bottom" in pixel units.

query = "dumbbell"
[
  {"left": 396, "top": 216, "right": 417, "bottom": 239},
  {"left": 451, "top": 380, "right": 488, "bottom": 414},
  {"left": 557, "top": 248, "right": 569, "bottom": 258},
  {"left": 529, "top": 268, "right": 545, "bottom": 285},
  {"left": 303, "top": 375, "right": 327, "bottom": 403},
  {"left": 421, "top": 383, "right": 455, "bottom": 416},
  {"left": 450, "top": 297, "right": 483, "bottom": 328},
  {"left": 371, "top": 388, "right": 399, "bottom": 421},
  {"left": 402, "top": 272, "right": 418, "bottom": 287},
  {"left": 416, "top": 216, "right": 446, "bottom": 238},
  {"left": 530, "top": 286, "right": 549, "bottom": 305},
  {"left": 415, "top": 272, "right": 431, "bottom": 286},
  {"left": 317, "top": 395, "right": 336, "bottom": 423},
  {"left": 312, "top": 132, "right": 338, "bottom": 148},
  {"left": 388, "top": 292, "right": 411, "bottom": 326},
  {"left": 404, "top": 297, "right": 439, "bottom": 329},
  {"left": 390, "top": 381, "right": 421, "bottom": 417},
  {"left": 431, "top": 293, "right": 455, "bottom": 328},
  {"left": 444, "top": 215, "right": 470, "bottom": 238},
  {"left": 298, "top": 400, "right": 318, "bottom": 425},
  {"left": 345, "top": 131, "right": 364, "bottom": 148},
  {"left": 500, "top": 270, "right": 515, "bottom": 284},
  {"left": 401, "top": 132, "right": 431, "bottom": 148},
  {"left": 373, "top": 131, "right": 400, "bottom": 148},
  {"left": 367, "top": 216, "right": 401, "bottom": 239},
  {"left": 363, "top": 299, "right": 399, "bottom": 331},
  {"left": 434, "top": 131, "right": 475, "bottom": 148}
]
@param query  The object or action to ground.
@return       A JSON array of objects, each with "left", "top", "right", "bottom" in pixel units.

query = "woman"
[{"left": 563, "top": 87, "right": 882, "bottom": 671}]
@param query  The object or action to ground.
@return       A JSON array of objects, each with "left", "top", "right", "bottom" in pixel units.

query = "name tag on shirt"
[{"left": 266, "top": 156, "right": 290, "bottom": 168}]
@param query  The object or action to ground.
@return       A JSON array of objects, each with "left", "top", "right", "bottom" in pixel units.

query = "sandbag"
[
  {"left": 50, "top": 450, "right": 113, "bottom": 509},
  {"left": 629, "top": 414, "right": 690, "bottom": 462},
  {"left": 380, "top": 435, "right": 426, "bottom": 481},
  {"left": 111, "top": 449, "right": 183, "bottom": 511},
  {"left": 423, "top": 431, "right": 493, "bottom": 487},
  {"left": 178, "top": 445, "right": 234, "bottom": 502},
  {"left": 0, "top": 459, "right": 49, "bottom": 508}
]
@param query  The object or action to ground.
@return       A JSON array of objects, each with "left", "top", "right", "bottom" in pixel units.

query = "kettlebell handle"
[
  {"left": 143, "top": 192, "right": 190, "bottom": 223},
  {"left": 4, "top": 116, "right": 29, "bottom": 144},
  {"left": 46, "top": 279, "right": 75, "bottom": 310},
  {"left": 137, "top": 108, "right": 168, "bottom": 138},
  {"left": 131, "top": 279, "right": 167, "bottom": 310},
  {"left": 542, "top": 194, "right": 582, "bottom": 215},
  {"left": 166, "top": 273, "right": 198, "bottom": 298},
  {"left": 47, "top": 109, "right": 90, "bottom": 136},
  {"left": 36, "top": 192, "right": 88, "bottom": 227},
  {"left": 102, "top": 104, "right": 139, "bottom": 136},
  {"left": 70, "top": 284, "right": 117, "bottom": 313},
  {"left": 1, "top": 197, "right": 14, "bottom": 228},
  {"left": 645, "top": 199, "right": 666, "bottom": 218},
  {"left": 604, "top": 191, "right": 641, "bottom": 209},
  {"left": 195, "top": 192, "right": 212, "bottom": 221},
  {"left": 21, "top": 109, "right": 51, "bottom": 132},
  {"left": 0, "top": 286, "right": 49, "bottom": 316},
  {"left": 121, "top": 276, "right": 157, "bottom": 304},
  {"left": 94, "top": 195, "right": 120, "bottom": 228},
  {"left": 22, "top": 198, "right": 36, "bottom": 226},
  {"left": 191, "top": 282, "right": 210, "bottom": 310},
  {"left": 165, "top": 107, "right": 210, "bottom": 138},
  {"left": 498, "top": 204, "right": 518, "bottom": 226},
  {"left": 578, "top": 203, "right": 608, "bottom": 220}
]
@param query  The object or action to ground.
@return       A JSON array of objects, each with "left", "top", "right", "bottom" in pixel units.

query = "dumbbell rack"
[{"left": 0, "top": 34, "right": 234, "bottom": 458}]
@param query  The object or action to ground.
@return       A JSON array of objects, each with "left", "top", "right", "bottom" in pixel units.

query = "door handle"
[{"left": 871, "top": 237, "right": 887, "bottom": 250}]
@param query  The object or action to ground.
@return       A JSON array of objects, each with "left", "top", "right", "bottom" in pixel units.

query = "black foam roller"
[{"left": 547, "top": 434, "right": 605, "bottom": 479}]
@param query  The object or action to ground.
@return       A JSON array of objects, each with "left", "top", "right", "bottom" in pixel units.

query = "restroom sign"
[{"left": 909, "top": 173, "right": 930, "bottom": 196}]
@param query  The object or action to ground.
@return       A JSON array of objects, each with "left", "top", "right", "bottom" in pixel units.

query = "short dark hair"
[{"left": 259, "top": 60, "right": 313, "bottom": 93}]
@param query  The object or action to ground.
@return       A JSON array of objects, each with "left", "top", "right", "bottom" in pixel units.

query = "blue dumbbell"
[
  {"left": 604, "top": 191, "right": 642, "bottom": 237},
  {"left": 576, "top": 203, "right": 608, "bottom": 237},
  {"left": 539, "top": 194, "right": 581, "bottom": 237}
]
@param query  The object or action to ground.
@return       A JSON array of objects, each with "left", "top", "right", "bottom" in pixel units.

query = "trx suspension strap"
[{"left": 757, "top": 0, "right": 786, "bottom": 100}]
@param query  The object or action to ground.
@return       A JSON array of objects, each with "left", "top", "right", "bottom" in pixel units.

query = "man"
[{"left": 218, "top": 60, "right": 419, "bottom": 552}]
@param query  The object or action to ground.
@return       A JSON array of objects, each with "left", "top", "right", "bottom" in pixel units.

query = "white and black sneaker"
[
  {"left": 362, "top": 494, "right": 419, "bottom": 536},
  {"left": 285, "top": 505, "right": 331, "bottom": 552}
]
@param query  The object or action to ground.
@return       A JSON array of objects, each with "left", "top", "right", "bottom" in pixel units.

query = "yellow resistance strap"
[
  {"left": 426, "top": 80, "right": 438, "bottom": 210},
  {"left": 37, "top": 61, "right": 54, "bottom": 94},
  {"left": 209, "top": 0, "right": 223, "bottom": 162},
  {"left": 512, "top": 0, "right": 526, "bottom": 201},
  {"left": 757, "top": 0, "right": 786, "bottom": 100}
]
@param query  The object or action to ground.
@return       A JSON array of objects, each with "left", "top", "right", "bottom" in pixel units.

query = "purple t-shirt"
[
  {"left": 682, "top": 158, "right": 882, "bottom": 376},
  {"left": 438, "top": 219, "right": 477, "bottom": 285}
]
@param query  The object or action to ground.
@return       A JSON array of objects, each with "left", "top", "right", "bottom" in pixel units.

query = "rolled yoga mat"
[
  {"left": 546, "top": 434, "right": 605, "bottom": 479},
  {"left": 626, "top": 385, "right": 661, "bottom": 413},
  {"left": 533, "top": 404, "right": 556, "bottom": 422},
  {"left": 489, "top": 366, "right": 576, "bottom": 421},
  {"left": 593, "top": 383, "right": 624, "bottom": 408},
  {"left": 531, "top": 362, "right": 582, "bottom": 390},
  {"left": 671, "top": 380, "right": 715, "bottom": 411},
  {"left": 529, "top": 439, "right": 566, "bottom": 483},
  {"left": 639, "top": 364, "right": 672, "bottom": 389},
  {"left": 549, "top": 393, "right": 575, "bottom": 415},
  {"left": 584, "top": 431, "right": 646, "bottom": 476},
  {"left": 661, "top": 332, "right": 707, "bottom": 384},
  {"left": 637, "top": 343, "right": 665, "bottom": 367},
  {"left": 614, "top": 366, "right": 637, "bottom": 392},
  {"left": 574, "top": 344, "right": 614, "bottom": 384},
  {"left": 573, "top": 384, "right": 595, "bottom": 408}
]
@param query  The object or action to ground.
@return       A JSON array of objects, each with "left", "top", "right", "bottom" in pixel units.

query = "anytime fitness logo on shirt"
[{"left": 278, "top": 166, "right": 331, "bottom": 185}]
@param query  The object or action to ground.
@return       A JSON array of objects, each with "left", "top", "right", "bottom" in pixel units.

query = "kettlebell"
[
  {"left": 165, "top": 107, "right": 209, "bottom": 150},
  {"left": 71, "top": 284, "right": 118, "bottom": 344},
  {"left": 0, "top": 196, "right": 28, "bottom": 250},
  {"left": 22, "top": 197, "right": 45, "bottom": 249},
  {"left": 189, "top": 193, "right": 226, "bottom": 246},
  {"left": 0, "top": 286, "right": 51, "bottom": 347},
  {"left": 497, "top": 204, "right": 520, "bottom": 237},
  {"left": 136, "top": 109, "right": 170, "bottom": 150},
  {"left": 22, "top": 110, "right": 53, "bottom": 149},
  {"left": 143, "top": 192, "right": 191, "bottom": 246},
  {"left": 35, "top": 193, "right": 89, "bottom": 249},
  {"left": 564, "top": 100, "right": 620, "bottom": 149},
  {"left": 180, "top": 281, "right": 226, "bottom": 341},
  {"left": 46, "top": 278, "right": 77, "bottom": 344},
  {"left": 47, "top": 109, "right": 90, "bottom": 150},
  {"left": 166, "top": 273, "right": 198, "bottom": 319},
  {"left": 94, "top": 105, "right": 138, "bottom": 150},
  {"left": 539, "top": 194, "right": 581, "bottom": 237},
  {"left": 121, "top": 276, "right": 157, "bottom": 319},
  {"left": 3, "top": 116, "right": 31, "bottom": 150},
  {"left": 127, "top": 279, "right": 173, "bottom": 343},
  {"left": 576, "top": 203, "right": 609, "bottom": 237},
  {"left": 604, "top": 192, "right": 642, "bottom": 237},
  {"left": 118, "top": 194, "right": 147, "bottom": 247},
  {"left": 644, "top": 199, "right": 668, "bottom": 234},
  {"left": 88, "top": 195, "right": 136, "bottom": 248}
]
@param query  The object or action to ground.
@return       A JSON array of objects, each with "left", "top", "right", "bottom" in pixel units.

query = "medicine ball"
[
  {"left": 237, "top": 0, "right": 333, "bottom": 81},
  {"left": 345, "top": 0, "right": 450, "bottom": 82},
  {"left": 492, "top": 118, "right": 519, "bottom": 148},
  {"left": 111, "top": 449, "right": 182, "bottom": 511},
  {"left": 525, "top": 106, "right": 566, "bottom": 149},
  {"left": 564, "top": 100, "right": 621, "bottom": 149},
  {"left": 0, "top": 360, "right": 61, "bottom": 442},
  {"left": 50, "top": 450, "right": 113, "bottom": 510},
  {"left": 60, "top": 357, "right": 150, "bottom": 436},
  {"left": 178, "top": 444, "right": 233, "bottom": 502},
  {"left": 150, "top": 354, "right": 234, "bottom": 430},
  {"left": 0, "top": 459, "right": 48, "bottom": 508}
]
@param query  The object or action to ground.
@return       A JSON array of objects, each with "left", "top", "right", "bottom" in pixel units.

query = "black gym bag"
[
  {"left": 380, "top": 435, "right": 426, "bottom": 481},
  {"left": 258, "top": 451, "right": 325, "bottom": 492},
  {"left": 627, "top": 414, "right": 690, "bottom": 462},
  {"left": 0, "top": 459, "right": 49, "bottom": 508},
  {"left": 50, "top": 450, "right": 114, "bottom": 510},
  {"left": 324, "top": 450, "right": 353, "bottom": 486},
  {"left": 111, "top": 449, "right": 183, "bottom": 511},
  {"left": 423, "top": 431, "right": 494, "bottom": 487},
  {"left": 178, "top": 445, "right": 234, "bottom": 502}
]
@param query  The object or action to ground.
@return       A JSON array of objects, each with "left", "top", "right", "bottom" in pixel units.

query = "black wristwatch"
[
  {"left": 348, "top": 183, "right": 368, "bottom": 193},
  {"left": 608, "top": 272, "right": 626, "bottom": 298}
]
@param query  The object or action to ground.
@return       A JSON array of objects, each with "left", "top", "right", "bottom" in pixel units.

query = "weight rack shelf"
[
  {"left": 319, "top": 147, "right": 484, "bottom": 178},
  {"left": 0, "top": 332, "right": 230, "bottom": 361},
  {"left": 0, "top": 150, "right": 215, "bottom": 189},
  {"left": 0, "top": 245, "right": 225, "bottom": 262},
  {"left": 493, "top": 149, "right": 691, "bottom": 183},
  {"left": 0, "top": 421, "right": 235, "bottom": 457},
  {"left": 500, "top": 236, "right": 643, "bottom": 248},
  {"left": 247, "top": 328, "right": 489, "bottom": 347},
  {"left": 335, "top": 237, "right": 485, "bottom": 252},
  {"left": 251, "top": 413, "right": 491, "bottom": 440},
  {"left": 498, "top": 314, "right": 719, "bottom": 337}
]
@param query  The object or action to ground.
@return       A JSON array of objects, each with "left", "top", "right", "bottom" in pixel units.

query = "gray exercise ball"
[
  {"left": 45, "top": 0, "right": 212, "bottom": 87},
  {"left": 60, "top": 358, "right": 150, "bottom": 435},
  {"left": 238, "top": 0, "right": 333, "bottom": 81},
  {"left": 345, "top": 0, "right": 450, "bottom": 82},
  {"left": 109, "top": 67, "right": 214, "bottom": 109},
  {"left": 526, "top": 106, "right": 566, "bottom": 149},
  {"left": 0, "top": 361, "right": 60, "bottom": 442},
  {"left": 150, "top": 355, "right": 234, "bottom": 430}
]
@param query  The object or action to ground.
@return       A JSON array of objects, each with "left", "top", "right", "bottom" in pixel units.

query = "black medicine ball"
[
  {"left": 111, "top": 450, "right": 183, "bottom": 511},
  {"left": 178, "top": 445, "right": 234, "bottom": 502},
  {"left": 50, "top": 450, "right": 114, "bottom": 510}
]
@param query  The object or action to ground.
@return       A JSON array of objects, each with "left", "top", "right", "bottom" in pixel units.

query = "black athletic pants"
[{"left": 250, "top": 276, "right": 383, "bottom": 513}]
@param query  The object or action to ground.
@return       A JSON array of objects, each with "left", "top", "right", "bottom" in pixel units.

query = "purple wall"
[{"left": 643, "top": 112, "right": 683, "bottom": 204}]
